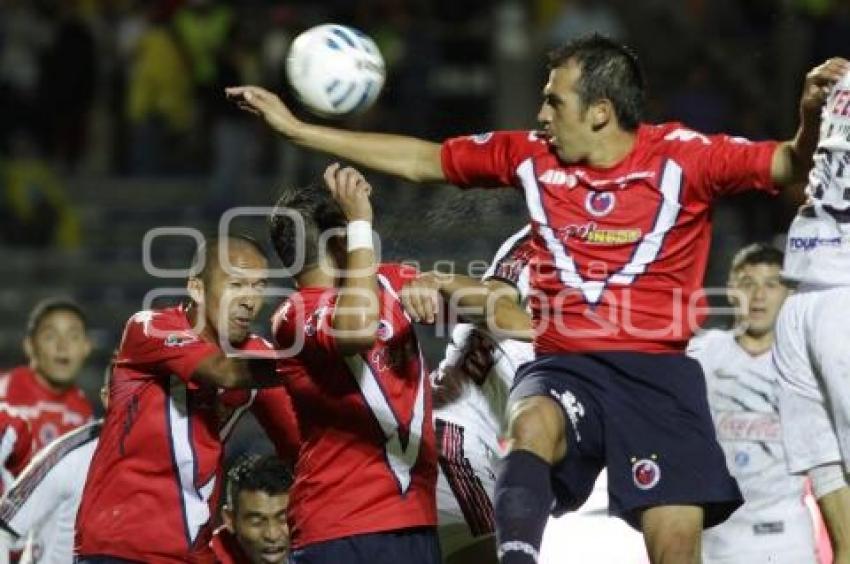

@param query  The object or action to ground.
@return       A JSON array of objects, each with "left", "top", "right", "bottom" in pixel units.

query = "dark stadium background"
[{"left": 1, "top": 0, "right": 847, "bottom": 459}]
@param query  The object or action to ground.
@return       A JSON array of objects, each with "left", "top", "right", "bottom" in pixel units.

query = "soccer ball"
[{"left": 285, "top": 24, "right": 386, "bottom": 117}]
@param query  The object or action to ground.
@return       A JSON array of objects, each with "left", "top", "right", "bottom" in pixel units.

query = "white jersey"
[
  {"left": 435, "top": 225, "right": 646, "bottom": 562},
  {"left": 433, "top": 224, "right": 535, "bottom": 451},
  {"left": 784, "top": 70, "right": 850, "bottom": 286},
  {"left": 0, "top": 421, "right": 101, "bottom": 564},
  {"left": 688, "top": 330, "right": 815, "bottom": 562}
]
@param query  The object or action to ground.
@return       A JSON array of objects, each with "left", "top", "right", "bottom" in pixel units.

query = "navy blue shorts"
[
  {"left": 511, "top": 352, "right": 742, "bottom": 530},
  {"left": 290, "top": 527, "right": 441, "bottom": 564}
]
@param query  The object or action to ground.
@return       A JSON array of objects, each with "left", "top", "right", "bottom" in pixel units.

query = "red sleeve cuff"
[{"left": 440, "top": 139, "right": 467, "bottom": 188}]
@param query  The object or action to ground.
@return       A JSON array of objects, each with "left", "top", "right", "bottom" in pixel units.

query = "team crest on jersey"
[
  {"left": 470, "top": 132, "right": 494, "bottom": 144},
  {"left": 377, "top": 320, "right": 394, "bottom": 341},
  {"left": 585, "top": 191, "right": 616, "bottom": 217},
  {"left": 632, "top": 456, "right": 661, "bottom": 490}
]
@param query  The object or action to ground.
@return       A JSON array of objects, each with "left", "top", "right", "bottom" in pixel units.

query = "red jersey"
[
  {"left": 272, "top": 264, "right": 437, "bottom": 549},
  {"left": 209, "top": 527, "right": 250, "bottom": 564},
  {"left": 0, "top": 407, "right": 32, "bottom": 491},
  {"left": 0, "top": 366, "right": 92, "bottom": 451},
  {"left": 441, "top": 124, "right": 779, "bottom": 353},
  {"left": 75, "top": 306, "right": 278, "bottom": 563}
]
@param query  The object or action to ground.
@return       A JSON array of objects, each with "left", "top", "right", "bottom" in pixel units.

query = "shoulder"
[
  {"left": 125, "top": 307, "right": 190, "bottom": 335},
  {"left": 0, "top": 367, "right": 27, "bottom": 397},
  {"left": 271, "top": 289, "right": 335, "bottom": 345},
  {"left": 121, "top": 307, "right": 198, "bottom": 349},
  {"left": 687, "top": 328, "right": 733, "bottom": 359},
  {"left": 444, "top": 130, "right": 550, "bottom": 159}
]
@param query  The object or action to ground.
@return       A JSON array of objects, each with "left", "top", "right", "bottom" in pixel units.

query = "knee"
[
  {"left": 642, "top": 507, "right": 703, "bottom": 564},
  {"left": 506, "top": 397, "right": 566, "bottom": 463}
]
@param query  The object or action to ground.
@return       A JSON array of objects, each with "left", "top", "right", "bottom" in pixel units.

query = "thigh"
[
  {"left": 809, "top": 287, "right": 850, "bottom": 470},
  {"left": 775, "top": 290, "right": 844, "bottom": 473},
  {"left": 510, "top": 354, "right": 606, "bottom": 515},
  {"left": 601, "top": 353, "right": 742, "bottom": 529}
]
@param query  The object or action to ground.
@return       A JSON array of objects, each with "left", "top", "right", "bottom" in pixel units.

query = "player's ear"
[
  {"left": 590, "top": 99, "right": 613, "bottom": 131},
  {"left": 81, "top": 334, "right": 93, "bottom": 361},
  {"left": 187, "top": 277, "right": 205, "bottom": 305},
  {"left": 222, "top": 505, "right": 235, "bottom": 532},
  {"left": 22, "top": 336, "right": 34, "bottom": 361}
]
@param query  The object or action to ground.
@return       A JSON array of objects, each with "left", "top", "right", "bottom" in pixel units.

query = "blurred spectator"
[
  {"left": 39, "top": 2, "right": 97, "bottom": 172},
  {"left": 126, "top": 3, "right": 193, "bottom": 174},
  {"left": 546, "top": 0, "right": 626, "bottom": 49},
  {"left": 208, "top": 25, "right": 260, "bottom": 210},
  {"left": 173, "top": 0, "right": 234, "bottom": 91},
  {"left": 173, "top": 0, "right": 234, "bottom": 167},
  {"left": 666, "top": 62, "right": 731, "bottom": 134},
  {"left": 0, "top": 132, "right": 80, "bottom": 249},
  {"left": 0, "top": 0, "right": 52, "bottom": 152}
]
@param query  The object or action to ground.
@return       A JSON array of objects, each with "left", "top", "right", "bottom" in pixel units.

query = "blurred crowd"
[{"left": 0, "top": 0, "right": 848, "bottom": 249}]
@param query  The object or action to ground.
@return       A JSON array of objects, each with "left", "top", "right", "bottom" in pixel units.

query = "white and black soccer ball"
[{"left": 285, "top": 24, "right": 386, "bottom": 117}]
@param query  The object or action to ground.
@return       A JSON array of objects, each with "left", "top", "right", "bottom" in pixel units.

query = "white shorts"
[
  {"left": 773, "top": 285, "right": 850, "bottom": 474},
  {"left": 435, "top": 418, "right": 498, "bottom": 557}
]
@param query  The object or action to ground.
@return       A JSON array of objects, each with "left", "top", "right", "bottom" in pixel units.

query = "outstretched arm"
[
  {"left": 772, "top": 58, "right": 850, "bottom": 186},
  {"left": 401, "top": 272, "right": 533, "bottom": 341},
  {"left": 326, "top": 164, "right": 381, "bottom": 355},
  {"left": 226, "top": 86, "right": 445, "bottom": 183}
]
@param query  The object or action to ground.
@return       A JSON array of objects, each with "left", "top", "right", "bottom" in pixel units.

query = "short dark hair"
[
  {"left": 269, "top": 181, "right": 346, "bottom": 274},
  {"left": 226, "top": 455, "right": 294, "bottom": 511},
  {"left": 730, "top": 243, "right": 785, "bottom": 275},
  {"left": 26, "top": 298, "right": 87, "bottom": 337},
  {"left": 190, "top": 234, "right": 268, "bottom": 282},
  {"left": 548, "top": 33, "right": 645, "bottom": 131}
]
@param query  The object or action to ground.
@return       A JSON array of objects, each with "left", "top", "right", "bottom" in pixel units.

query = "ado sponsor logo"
[{"left": 538, "top": 169, "right": 578, "bottom": 188}]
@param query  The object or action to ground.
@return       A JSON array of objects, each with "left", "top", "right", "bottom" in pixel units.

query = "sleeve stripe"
[{"left": 0, "top": 421, "right": 101, "bottom": 527}]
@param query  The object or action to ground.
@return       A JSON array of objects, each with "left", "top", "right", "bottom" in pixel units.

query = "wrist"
[{"left": 347, "top": 220, "right": 373, "bottom": 252}]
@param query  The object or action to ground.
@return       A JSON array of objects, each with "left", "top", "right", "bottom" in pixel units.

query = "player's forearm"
[
  {"left": 818, "top": 486, "right": 850, "bottom": 558},
  {"left": 332, "top": 248, "right": 379, "bottom": 353},
  {"left": 777, "top": 110, "right": 821, "bottom": 186},
  {"left": 292, "top": 124, "right": 445, "bottom": 183}
]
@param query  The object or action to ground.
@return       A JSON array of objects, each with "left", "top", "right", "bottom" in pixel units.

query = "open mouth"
[
  {"left": 232, "top": 317, "right": 252, "bottom": 329},
  {"left": 259, "top": 547, "right": 287, "bottom": 562},
  {"left": 53, "top": 356, "right": 72, "bottom": 368}
]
